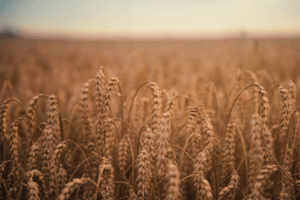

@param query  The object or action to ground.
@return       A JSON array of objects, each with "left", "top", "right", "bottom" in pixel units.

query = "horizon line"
[
  {"left": 1, "top": 25, "right": 300, "bottom": 41},
  {"left": 4, "top": 34, "right": 299, "bottom": 42}
]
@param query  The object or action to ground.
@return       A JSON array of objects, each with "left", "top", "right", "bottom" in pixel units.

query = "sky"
[{"left": 0, "top": 0, "right": 300, "bottom": 38}]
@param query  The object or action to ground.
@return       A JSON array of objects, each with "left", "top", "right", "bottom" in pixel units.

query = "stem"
[
  {"left": 58, "top": 112, "right": 64, "bottom": 141},
  {"left": 126, "top": 81, "right": 150, "bottom": 134},
  {"left": 175, "top": 95, "right": 197, "bottom": 105},
  {"left": 178, "top": 132, "right": 200, "bottom": 171},
  {"left": 207, "top": 149, "right": 218, "bottom": 200},
  {"left": 267, "top": 84, "right": 280, "bottom": 94},
  {"left": 174, "top": 145, "right": 195, "bottom": 164},
  {"left": 68, "top": 155, "right": 101, "bottom": 182},
  {"left": 224, "top": 84, "right": 256, "bottom": 139},
  {"left": 0, "top": 176, "right": 12, "bottom": 200},
  {"left": 124, "top": 135, "right": 135, "bottom": 189},
  {"left": 117, "top": 82, "right": 124, "bottom": 137},
  {"left": 113, "top": 118, "right": 137, "bottom": 138},
  {"left": 136, "top": 125, "right": 147, "bottom": 156},
  {"left": 180, "top": 174, "right": 197, "bottom": 183},
  {"left": 281, "top": 106, "right": 300, "bottom": 165},
  {"left": 232, "top": 119, "right": 248, "bottom": 179},
  {"left": 67, "top": 139, "right": 94, "bottom": 178}
]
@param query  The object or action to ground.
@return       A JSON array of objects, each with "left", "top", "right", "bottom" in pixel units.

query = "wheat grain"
[
  {"left": 194, "top": 150, "right": 213, "bottom": 200},
  {"left": 218, "top": 169, "right": 240, "bottom": 200},
  {"left": 219, "top": 120, "right": 236, "bottom": 189},
  {"left": 279, "top": 86, "right": 292, "bottom": 142},
  {"left": 147, "top": 82, "right": 162, "bottom": 137},
  {"left": 165, "top": 160, "right": 181, "bottom": 200},
  {"left": 137, "top": 149, "right": 152, "bottom": 200},
  {"left": 79, "top": 81, "right": 94, "bottom": 141},
  {"left": 57, "top": 178, "right": 90, "bottom": 200},
  {"left": 156, "top": 111, "right": 171, "bottom": 179},
  {"left": 118, "top": 138, "right": 128, "bottom": 172},
  {"left": 99, "top": 157, "right": 115, "bottom": 200}
]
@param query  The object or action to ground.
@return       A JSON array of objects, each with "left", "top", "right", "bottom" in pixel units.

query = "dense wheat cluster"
[{"left": 0, "top": 37, "right": 300, "bottom": 199}]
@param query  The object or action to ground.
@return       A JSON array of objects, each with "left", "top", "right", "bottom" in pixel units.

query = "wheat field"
[{"left": 0, "top": 37, "right": 300, "bottom": 200}]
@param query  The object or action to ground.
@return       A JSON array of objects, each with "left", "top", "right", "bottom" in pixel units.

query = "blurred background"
[
  {"left": 0, "top": 0, "right": 300, "bottom": 113},
  {"left": 1, "top": 0, "right": 300, "bottom": 39}
]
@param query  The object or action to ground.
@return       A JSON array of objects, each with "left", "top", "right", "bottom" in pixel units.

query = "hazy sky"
[{"left": 1, "top": 0, "right": 300, "bottom": 38}]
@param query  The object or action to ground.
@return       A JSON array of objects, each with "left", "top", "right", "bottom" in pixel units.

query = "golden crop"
[{"left": 0, "top": 37, "right": 300, "bottom": 199}]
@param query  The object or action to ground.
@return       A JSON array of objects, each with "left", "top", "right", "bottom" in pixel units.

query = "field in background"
[
  {"left": 0, "top": 37, "right": 300, "bottom": 199},
  {"left": 1, "top": 38, "right": 300, "bottom": 104}
]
